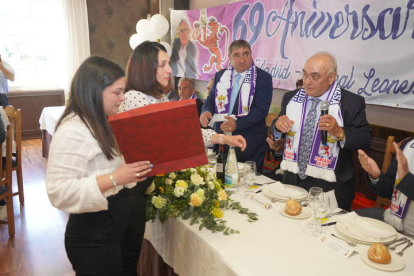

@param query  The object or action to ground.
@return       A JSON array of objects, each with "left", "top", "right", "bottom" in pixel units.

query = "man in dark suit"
[
  {"left": 268, "top": 52, "right": 372, "bottom": 211},
  {"left": 161, "top": 79, "right": 179, "bottom": 102},
  {"left": 200, "top": 40, "right": 273, "bottom": 173},
  {"left": 178, "top": 77, "right": 203, "bottom": 116},
  {"left": 171, "top": 20, "right": 198, "bottom": 79}
]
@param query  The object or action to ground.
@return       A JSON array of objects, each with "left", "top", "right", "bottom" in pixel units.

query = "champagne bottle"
[
  {"left": 216, "top": 144, "right": 226, "bottom": 183},
  {"left": 224, "top": 146, "right": 239, "bottom": 193}
]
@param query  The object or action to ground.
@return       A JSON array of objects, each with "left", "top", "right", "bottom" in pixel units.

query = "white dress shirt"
[{"left": 46, "top": 114, "right": 136, "bottom": 214}]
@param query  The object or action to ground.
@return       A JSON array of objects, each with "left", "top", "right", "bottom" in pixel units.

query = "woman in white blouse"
[
  {"left": 46, "top": 56, "right": 152, "bottom": 274},
  {"left": 119, "top": 41, "right": 246, "bottom": 149}
]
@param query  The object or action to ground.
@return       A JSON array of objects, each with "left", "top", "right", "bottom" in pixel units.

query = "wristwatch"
[{"left": 337, "top": 129, "right": 345, "bottom": 141}]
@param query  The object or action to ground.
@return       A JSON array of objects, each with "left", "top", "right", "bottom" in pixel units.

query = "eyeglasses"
[
  {"left": 232, "top": 52, "right": 250, "bottom": 60},
  {"left": 301, "top": 71, "right": 334, "bottom": 82},
  {"left": 179, "top": 28, "right": 189, "bottom": 34}
]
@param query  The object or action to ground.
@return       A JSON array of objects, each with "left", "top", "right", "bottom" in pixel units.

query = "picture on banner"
[{"left": 170, "top": 0, "right": 414, "bottom": 110}]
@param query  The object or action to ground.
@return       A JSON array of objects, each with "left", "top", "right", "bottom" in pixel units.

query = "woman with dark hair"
[
  {"left": 119, "top": 41, "right": 246, "bottom": 149},
  {"left": 46, "top": 56, "right": 152, "bottom": 275}
]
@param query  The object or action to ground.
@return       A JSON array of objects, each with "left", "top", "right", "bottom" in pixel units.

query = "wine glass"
[
  {"left": 244, "top": 161, "right": 256, "bottom": 187},
  {"left": 312, "top": 193, "right": 330, "bottom": 237},
  {"left": 307, "top": 187, "right": 323, "bottom": 229}
]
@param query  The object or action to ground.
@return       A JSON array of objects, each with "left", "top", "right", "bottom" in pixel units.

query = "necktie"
[
  {"left": 228, "top": 73, "right": 242, "bottom": 115},
  {"left": 298, "top": 98, "right": 321, "bottom": 179}
]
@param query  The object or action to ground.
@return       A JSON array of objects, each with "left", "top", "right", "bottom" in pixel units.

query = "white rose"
[
  {"left": 190, "top": 168, "right": 197, "bottom": 172},
  {"left": 208, "top": 181, "right": 215, "bottom": 190},
  {"left": 169, "top": 172, "right": 176, "bottom": 179},
  {"left": 174, "top": 186, "right": 185, "bottom": 198},
  {"left": 151, "top": 196, "right": 167, "bottom": 209},
  {"left": 165, "top": 178, "right": 173, "bottom": 185},
  {"left": 196, "top": 188, "right": 205, "bottom": 196},
  {"left": 191, "top": 173, "right": 205, "bottom": 186},
  {"left": 200, "top": 167, "right": 206, "bottom": 173}
]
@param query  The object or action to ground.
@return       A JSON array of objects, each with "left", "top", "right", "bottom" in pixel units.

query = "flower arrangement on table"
[{"left": 145, "top": 166, "right": 258, "bottom": 235}]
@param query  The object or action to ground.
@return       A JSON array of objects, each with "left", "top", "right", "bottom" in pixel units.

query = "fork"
[
  {"left": 397, "top": 241, "right": 413, "bottom": 256},
  {"left": 324, "top": 210, "right": 347, "bottom": 218},
  {"left": 331, "top": 234, "right": 357, "bottom": 246},
  {"left": 387, "top": 237, "right": 407, "bottom": 247},
  {"left": 389, "top": 239, "right": 409, "bottom": 251}
]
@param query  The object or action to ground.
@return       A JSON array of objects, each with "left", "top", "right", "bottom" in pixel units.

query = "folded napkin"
[
  {"left": 337, "top": 212, "right": 396, "bottom": 241},
  {"left": 263, "top": 182, "right": 305, "bottom": 198}
]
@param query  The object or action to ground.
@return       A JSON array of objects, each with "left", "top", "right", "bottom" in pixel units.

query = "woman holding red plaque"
[
  {"left": 119, "top": 41, "right": 246, "bottom": 150},
  {"left": 46, "top": 56, "right": 152, "bottom": 275}
]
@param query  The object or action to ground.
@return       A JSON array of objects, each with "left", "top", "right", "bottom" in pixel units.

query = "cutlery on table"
[
  {"left": 387, "top": 237, "right": 407, "bottom": 247},
  {"left": 389, "top": 239, "right": 409, "bottom": 251},
  {"left": 301, "top": 201, "right": 309, "bottom": 207},
  {"left": 331, "top": 234, "right": 357, "bottom": 246},
  {"left": 396, "top": 241, "right": 413, "bottom": 256},
  {"left": 321, "top": 221, "right": 337, "bottom": 227},
  {"left": 324, "top": 210, "right": 347, "bottom": 218}
]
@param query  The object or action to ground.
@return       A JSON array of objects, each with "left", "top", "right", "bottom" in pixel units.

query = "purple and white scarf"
[
  {"left": 280, "top": 81, "right": 343, "bottom": 182},
  {"left": 190, "top": 92, "right": 198, "bottom": 100},
  {"left": 214, "top": 62, "right": 257, "bottom": 117},
  {"left": 384, "top": 139, "right": 414, "bottom": 231}
]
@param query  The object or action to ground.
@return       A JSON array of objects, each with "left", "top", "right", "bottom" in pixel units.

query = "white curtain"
[{"left": 62, "top": 0, "right": 91, "bottom": 98}]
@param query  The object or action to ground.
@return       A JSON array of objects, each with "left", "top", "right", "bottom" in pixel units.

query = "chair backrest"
[
  {"left": 4, "top": 105, "right": 20, "bottom": 156},
  {"left": 0, "top": 125, "right": 15, "bottom": 236},
  {"left": 375, "top": 136, "right": 397, "bottom": 209},
  {"left": 382, "top": 136, "right": 396, "bottom": 173}
]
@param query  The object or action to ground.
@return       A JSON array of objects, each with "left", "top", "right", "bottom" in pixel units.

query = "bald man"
[{"left": 268, "top": 52, "right": 372, "bottom": 210}]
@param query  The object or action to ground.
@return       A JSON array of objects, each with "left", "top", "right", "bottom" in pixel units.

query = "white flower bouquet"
[{"left": 145, "top": 166, "right": 258, "bottom": 235}]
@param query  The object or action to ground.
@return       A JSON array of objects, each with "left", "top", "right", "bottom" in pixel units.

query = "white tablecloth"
[
  {"left": 39, "top": 106, "right": 66, "bottom": 135},
  {"left": 145, "top": 184, "right": 414, "bottom": 276}
]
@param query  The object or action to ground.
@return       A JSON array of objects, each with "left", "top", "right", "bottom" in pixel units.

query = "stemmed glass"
[
  {"left": 312, "top": 193, "right": 330, "bottom": 237},
  {"left": 307, "top": 187, "right": 323, "bottom": 229},
  {"left": 244, "top": 161, "right": 257, "bottom": 188},
  {"left": 243, "top": 161, "right": 257, "bottom": 199}
]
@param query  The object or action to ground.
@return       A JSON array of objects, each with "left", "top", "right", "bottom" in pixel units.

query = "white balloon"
[
  {"left": 136, "top": 19, "right": 151, "bottom": 33},
  {"left": 160, "top": 42, "right": 172, "bottom": 57},
  {"left": 141, "top": 30, "right": 158, "bottom": 42},
  {"left": 129, "top": 33, "right": 140, "bottom": 50},
  {"left": 150, "top": 14, "right": 169, "bottom": 39}
]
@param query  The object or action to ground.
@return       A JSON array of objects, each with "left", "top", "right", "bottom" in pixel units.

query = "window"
[{"left": 0, "top": 0, "right": 67, "bottom": 90}]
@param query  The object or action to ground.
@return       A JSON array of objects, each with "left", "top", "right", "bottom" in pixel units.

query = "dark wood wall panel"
[{"left": 8, "top": 90, "right": 65, "bottom": 140}]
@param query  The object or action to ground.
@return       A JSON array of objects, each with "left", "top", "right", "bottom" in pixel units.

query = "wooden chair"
[
  {"left": 0, "top": 125, "right": 15, "bottom": 236},
  {"left": 5, "top": 105, "right": 24, "bottom": 204},
  {"left": 375, "top": 136, "right": 396, "bottom": 209}
]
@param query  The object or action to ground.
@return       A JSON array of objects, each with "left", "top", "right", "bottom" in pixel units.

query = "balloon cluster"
[{"left": 129, "top": 14, "right": 172, "bottom": 56}]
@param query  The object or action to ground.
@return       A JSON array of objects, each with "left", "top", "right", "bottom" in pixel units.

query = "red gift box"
[{"left": 109, "top": 99, "right": 208, "bottom": 176}]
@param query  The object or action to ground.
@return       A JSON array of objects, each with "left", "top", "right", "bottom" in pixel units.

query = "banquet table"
[
  {"left": 144, "top": 180, "right": 414, "bottom": 276},
  {"left": 38, "top": 106, "right": 65, "bottom": 157}
]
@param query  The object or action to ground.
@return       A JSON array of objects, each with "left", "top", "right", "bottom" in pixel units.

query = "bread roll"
[
  {"left": 368, "top": 243, "right": 391, "bottom": 264},
  {"left": 285, "top": 199, "right": 302, "bottom": 216}
]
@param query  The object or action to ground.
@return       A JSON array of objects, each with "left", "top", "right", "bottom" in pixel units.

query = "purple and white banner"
[{"left": 170, "top": 0, "right": 414, "bottom": 109}]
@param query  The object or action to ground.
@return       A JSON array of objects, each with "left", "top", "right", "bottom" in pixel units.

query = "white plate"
[
  {"left": 360, "top": 249, "right": 405, "bottom": 272},
  {"left": 336, "top": 218, "right": 397, "bottom": 244},
  {"left": 279, "top": 206, "right": 312, "bottom": 219},
  {"left": 262, "top": 185, "right": 307, "bottom": 201},
  {"left": 263, "top": 184, "right": 308, "bottom": 199},
  {"left": 262, "top": 192, "right": 307, "bottom": 202}
]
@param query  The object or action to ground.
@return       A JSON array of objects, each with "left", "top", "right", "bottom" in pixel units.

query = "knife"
[{"left": 321, "top": 221, "right": 337, "bottom": 227}]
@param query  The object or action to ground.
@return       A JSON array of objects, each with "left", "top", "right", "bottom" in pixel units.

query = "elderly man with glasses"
[
  {"left": 171, "top": 19, "right": 198, "bottom": 79},
  {"left": 267, "top": 52, "right": 372, "bottom": 211}
]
